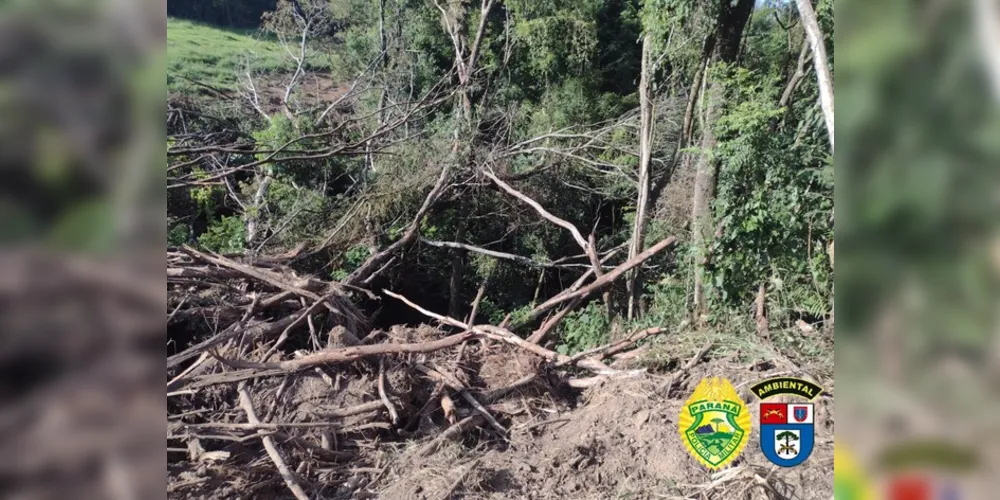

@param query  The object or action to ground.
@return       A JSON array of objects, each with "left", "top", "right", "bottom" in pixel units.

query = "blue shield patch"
[
  {"left": 760, "top": 403, "right": 815, "bottom": 467},
  {"left": 794, "top": 406, "right": 808, "bottom": 422}
]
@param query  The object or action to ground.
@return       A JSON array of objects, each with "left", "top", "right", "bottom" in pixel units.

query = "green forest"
[{"left": 167, "top": 0, "right": 833, "bottom": 359}]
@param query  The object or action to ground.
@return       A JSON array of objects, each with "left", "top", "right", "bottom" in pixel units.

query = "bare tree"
[
  {"left": 626, "top": 33, "right": 654, "bottom": 320},
  {"left": 237, "top": 0, "right": 324, "bottom": 249},
  {"left": 434, "top": 0, "right": 496, "bottom": 127},
  {"left": 794, "top": 0, "right": 834, "bottom": 152}
]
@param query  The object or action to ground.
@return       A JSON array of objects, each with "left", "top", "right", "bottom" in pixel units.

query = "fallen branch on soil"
[
  {"left": 378, "top": 360, "right": 400, "bottom": 425},
  {"left": 383, "top": 290, "right": 624, "bottom": 376},
  {"left": 186, "top": 367, "right": 291, "bottom": 388},
  {"left": 238, "top": 385, "right": 311, "bottom": 500},
  {"left": 566, "top": 369, "right": 648, "bottom": 388},
  {"left": 213, "top": 331, "right": 480, "bottom": 372},
  {"left": 416, "top": 414, "right": 484, "bottom": 457},
  {"left": 413, "top": 363, "right": 507, "bottom": 438},
  {"left": 183, "top": 420, "right": 368, "bottom": 430},
  {"left": 484, "top": 373, "right": 537, "bottom": 403},
  {"left": 658, "top": 340, "right": 714, "bottom": 396},
  {"left": 556, "top": 326, "right": 667, "bottom": 367},
  {"left": 514, "top": 418, "right": 571, "bottom": 433},
  {"left": 315, "top": 400, "right": 384, "bottom": 419},
  {"left": 168, "top": 315, "right": 297, "bottom": 370}
]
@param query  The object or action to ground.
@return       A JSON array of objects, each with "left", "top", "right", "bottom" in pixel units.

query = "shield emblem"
[
  {"left": 760, "top": 403, "right": 815, "bottom": 467},
  {"left": 793, "top": 406, "right": 808, "bottom": 422},
  {"left": 679, "top": 378, "right": 752, "bottom": 470}
]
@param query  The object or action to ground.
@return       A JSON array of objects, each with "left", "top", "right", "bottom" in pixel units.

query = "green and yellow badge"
[{"left": 679, "top": 377, "right": 751, "bottom": 470}]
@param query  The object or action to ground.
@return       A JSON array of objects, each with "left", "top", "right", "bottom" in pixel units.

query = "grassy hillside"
[{"left": 167, "top": 18, "right": 328, "bottom": 96}]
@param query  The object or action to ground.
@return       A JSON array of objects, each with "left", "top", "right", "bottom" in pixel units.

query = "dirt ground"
[
  {"left": 380, "top": 368, "right": 834, "bottom": 500},
  {"left": 255, "top": 72, "right": 352, "bottom": 117},
  {"left": 168, "top": 323, "right": 833, "bottom": 500}
]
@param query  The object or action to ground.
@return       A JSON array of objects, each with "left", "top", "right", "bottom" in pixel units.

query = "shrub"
[
  {"left": 556, "top": 301, "right": 610, "bottom": 355},
  {"left": 198, "top": 215, "right": 246, "bottom": 253}
]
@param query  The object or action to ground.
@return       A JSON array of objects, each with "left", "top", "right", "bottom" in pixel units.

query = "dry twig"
[{"left": 237, "top": 386, "right": 312, "bottom": 500}]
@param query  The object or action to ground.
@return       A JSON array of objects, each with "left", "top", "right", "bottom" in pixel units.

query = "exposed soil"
[
  {"left": 255, "top": 72, "right": 352, "bottom": 117},
  {"left": 379, "top": 363, "right": 834, "bottom": 500},
  {"left": 169, "top": 323, "right": 833, "bottom": 500}
]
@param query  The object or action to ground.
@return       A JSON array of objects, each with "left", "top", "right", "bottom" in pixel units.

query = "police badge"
[
  {"left": 751, "top": 377, "right": 822, "bottom": 467},
  {"left": 679, "top": 377, "right": 751, "bottom": 470}
]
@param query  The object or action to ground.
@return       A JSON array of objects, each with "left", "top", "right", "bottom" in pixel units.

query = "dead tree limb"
[
  {"left": 316, "top": 400, "right": 384, "bottom": 419},
  {"left": 526, "top": 301, "right": 578, "bottom": 344},
  {"left": 383, "top": 291, "right": 621, "bottom": 375},
  {"left": 567, "top": 369, "right": 648, "bottom": 388},
  {"left": 237, "top": 386, "right": 311, "bottom": 500},
  {"left": 214, "top": 331, "right": 480, "bottom": 372},
  {"left": 658, "top": 341, "right": 714, "bottom": 396},
  {"left": 555, "top": 327, "right": 667, "bottom": 367},
  {"left": 519, "top": 235, "right": 677, "bottom": 328},
  {"left": 412, "top": 363, "right": 506, "bottom": 437},
  {"left": 345, "top": 163, "right": 451, "bottom": 287},
  {"left": 484, "top": 165, "right": 612, "bottom": 316},
  {"left": 416, "top": 414, "right": 483, "bottom": 457},
  {"left": 186, "top": 368, "right": 292, "bottom": 388},
  {"left": 525, "top": 243, "right": 622, "bottom": 344},
  {"left": 168, "top": 316, "right": 298, "bottom": 370},
  {"left": 420, "top": 238, "right": 557, "bottom": 268},
  {"left": 261, "top": 290, "right": 346, "bottom": 361},
  {"left": 378, "top": 359, "right": 400, "bottom": 425},
  {"left": 484, "top": 169, "right": 589, "bottom": 252}
]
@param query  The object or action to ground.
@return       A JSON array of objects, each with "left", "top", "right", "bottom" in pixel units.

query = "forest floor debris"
[{"left": 168, "top": 248, "right": 833, "bottom": 499}]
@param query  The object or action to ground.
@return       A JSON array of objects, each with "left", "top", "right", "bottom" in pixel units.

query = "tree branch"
[
  {"left": 519, "top": 235, "right": 677, "bottom": 328},
  {"left": 237, "top": 386, "right": 311, "bottom": 500},
  {"left": 483, "top": 169, "right": 589, "bottom": 254},
  {"left": 344, "top": 163, "right": 452, "bottom": 286}
]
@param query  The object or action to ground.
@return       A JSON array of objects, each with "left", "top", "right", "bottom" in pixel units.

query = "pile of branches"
[{"left": 167, "top": 230, "right": 678, "bottom": 498}]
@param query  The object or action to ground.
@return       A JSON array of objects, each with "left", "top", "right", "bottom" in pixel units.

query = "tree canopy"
[{"left": 167, "top": 0, "right": 834, "bottom": 355}]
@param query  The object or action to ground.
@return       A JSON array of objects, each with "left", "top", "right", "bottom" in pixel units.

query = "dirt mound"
[{"left": 380, "top": 361, "right": 833, "bottom": 500}]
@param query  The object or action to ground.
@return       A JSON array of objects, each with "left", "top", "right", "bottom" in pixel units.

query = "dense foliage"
[{"left": 167, "top": 0, "right": 834, "bottom": 354}]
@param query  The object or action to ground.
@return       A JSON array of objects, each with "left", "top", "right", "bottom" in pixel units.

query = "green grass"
[{"left": 167, "top": 18, "right": 329, "bottom": 97}]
